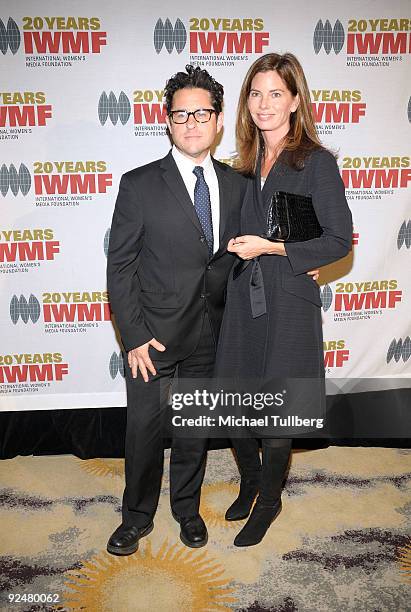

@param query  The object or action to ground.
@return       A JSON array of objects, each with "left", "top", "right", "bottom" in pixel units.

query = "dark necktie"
[{"left": 193, "top": 166, "right": 214, "bottom": 259}]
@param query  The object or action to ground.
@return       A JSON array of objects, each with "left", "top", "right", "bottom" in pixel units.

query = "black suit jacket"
[{"left": 107, "top": 150, "right": 249, "bottom": 360}]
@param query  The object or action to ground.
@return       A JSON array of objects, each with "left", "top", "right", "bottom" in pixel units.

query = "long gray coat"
[{"left": 215, "top": 148, "right": 352, "bottom": 432}]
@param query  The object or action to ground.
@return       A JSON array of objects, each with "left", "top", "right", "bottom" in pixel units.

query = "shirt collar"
[{"left": 172, "top": 146, "right": 213, "bottom": 174}]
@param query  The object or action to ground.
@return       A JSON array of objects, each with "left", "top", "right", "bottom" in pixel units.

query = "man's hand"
[
  {"left": 128, "top": 338, "right": 166, "bottom": 382},
  {"left": 307, "top": 269, "right": 320, "bottom": 282}
]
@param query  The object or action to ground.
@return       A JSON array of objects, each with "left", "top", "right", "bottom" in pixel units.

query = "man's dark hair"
[{"left": 164, "top": 65, "right": 224, "bottom": 114}]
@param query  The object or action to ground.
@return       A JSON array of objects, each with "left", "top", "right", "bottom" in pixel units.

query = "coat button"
[
  {"left": 206, "top": 265, "right": 212, "bottom": 270},
  {"left": 199, "top": 236, "right": 206, "bottom": 242}
]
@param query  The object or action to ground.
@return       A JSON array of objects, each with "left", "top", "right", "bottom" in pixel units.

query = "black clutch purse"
[{"left": 265, "top": 191, "right": 323, "bottom": 242}]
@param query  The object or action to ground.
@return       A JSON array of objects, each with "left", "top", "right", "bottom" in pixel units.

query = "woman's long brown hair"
[{"left": 235, "top": 53, "right": 322, "bottom": 175}]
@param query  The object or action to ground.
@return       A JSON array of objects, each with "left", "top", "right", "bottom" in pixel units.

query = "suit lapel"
[
  {"left": 160, "top": 151, "right": 203, "bottom": 235},
  {"left": 160, "top": 151, "right": 234, "bottom": 261}
]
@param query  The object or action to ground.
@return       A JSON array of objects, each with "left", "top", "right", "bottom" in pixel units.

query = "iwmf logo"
[
  {"left": 154, "top": 18, "right": 186, "bottom": 54},
  {"left": 314, "top": 18, "right": 411, "bottom": 59},
  {"left": 0, "top": 163, "right": 31, "bottom": 196},
  {"left": 104, "top": 228, "right": 110, "bottom": 257},
  {"left": 313, "top": 19, "right": 345, "bottom": 54},
  {"left": 98, "top": 92, "right": 131, "bottom": 126},
  {"left": 9, "top": 292, "right": 111, "bottom": 326},
  {"left": 154, "top": 16, "right": 269, "bottom": 55},
  {"left": 1, "top": 16, "right": 106, "bottom": 56},
  {"left": 319, "top": 284, "right": 333, "bottom": 311},
  {"left": 0, "top": 92, "right": 52, "bottom": 129},
  {"left": 10, "top": 294, "right": 41, "bottom": 323},
  {"left": 109, "top": 351, "right": 125, "bottom": 379},
  {"left": 386, "top": 337, "right": 411, "bottom": 363},
  {"left": 0, "top": 18, "right": 20, "bottom": 54},
  {"left": 397, "top": 220, "right": 411, "bottom": 250},
  {"left": 98, "top": 90, "right": 166, "bottom": 128}
]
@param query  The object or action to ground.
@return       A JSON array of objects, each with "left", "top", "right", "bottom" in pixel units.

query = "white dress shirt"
[{"left": 172, "top": 146, "right": 220, "bottom": 254}]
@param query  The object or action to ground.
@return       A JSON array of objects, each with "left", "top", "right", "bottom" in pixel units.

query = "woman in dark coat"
[{"left": 215, "top": 53, "right": 352, "bottom": 546}]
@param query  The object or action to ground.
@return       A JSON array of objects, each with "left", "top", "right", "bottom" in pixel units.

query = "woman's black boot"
[
  {"left": 225, "top": 439, "right": 261, "bottom": 521},
  {"left": 233, "top": 440, "right": 291, "bottom": 547},
  {"left": 225, "top": 475, "right": 261, "bottom": 521},
  {"left": 233, "top": 498, "right": 282, "bottom": 546}
]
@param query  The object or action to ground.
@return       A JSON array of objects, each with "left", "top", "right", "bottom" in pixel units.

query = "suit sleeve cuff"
[{"left": 119, "top": 324, "right": 153, "bottom": 352}]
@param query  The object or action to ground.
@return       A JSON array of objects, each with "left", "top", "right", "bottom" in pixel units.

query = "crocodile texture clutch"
[{"left": 265, "top": 191, "right": 323, "bottom": 242}]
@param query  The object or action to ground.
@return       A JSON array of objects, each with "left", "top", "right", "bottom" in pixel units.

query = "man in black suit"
[{"left": 106, "top": 65, "right": 248, "bottom": 555}]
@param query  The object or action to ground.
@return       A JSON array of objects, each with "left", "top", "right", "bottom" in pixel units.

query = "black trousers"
[{"left": 122, "top": 313, "right": 215, "bottom": 528}]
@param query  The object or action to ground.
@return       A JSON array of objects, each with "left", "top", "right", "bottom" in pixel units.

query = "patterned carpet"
[{"left": 0, "top": 447, "right": 410, "bottom": 612}]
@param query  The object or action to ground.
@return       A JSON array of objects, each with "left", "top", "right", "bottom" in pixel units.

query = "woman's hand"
[
  {"left": 227, "top": 235, "right": 320, "bottom": 281},
  {"left": 227, "top": 235, "right": 286, "bottom": 259}
]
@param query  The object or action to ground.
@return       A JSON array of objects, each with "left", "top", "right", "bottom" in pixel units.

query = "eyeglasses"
[{"left": 169, "top": 108, "right": 217, "bottom": 124}]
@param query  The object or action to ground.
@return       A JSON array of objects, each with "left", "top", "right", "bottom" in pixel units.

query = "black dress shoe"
[
  {"left": 107, "top": 522, "right": 154, "bottom": 556},
  {"left": 225, "top": 477, "right": 261, "bottom": 521},
  {"left": 234, "top": 499, "right": 282, "bottom": 547},
  {"left": 178, "top": 515, "right": 208, "bottom": 548}
]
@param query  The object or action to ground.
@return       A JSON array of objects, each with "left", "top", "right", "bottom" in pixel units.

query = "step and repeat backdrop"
[{"left": 1, "top": 0, "right": 410, "bottom": 411}]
